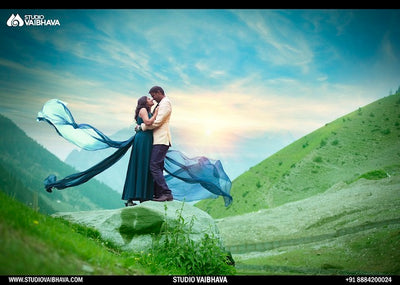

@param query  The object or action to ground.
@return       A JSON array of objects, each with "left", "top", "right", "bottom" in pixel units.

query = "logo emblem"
[{"left": 7, "top": 14, "right": 24, "bottom": 27}]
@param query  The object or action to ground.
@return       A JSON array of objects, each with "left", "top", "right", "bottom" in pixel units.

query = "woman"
[
  {"left": 37, "top": 98, "right": 233, "bottom": 207},
  {"left": 122, "top": 96, "right": 158, "bottom": 206}
]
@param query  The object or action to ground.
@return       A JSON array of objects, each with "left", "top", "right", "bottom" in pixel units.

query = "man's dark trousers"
[{"left": 149, "top": 144, "right": 171, "bottom": 198}]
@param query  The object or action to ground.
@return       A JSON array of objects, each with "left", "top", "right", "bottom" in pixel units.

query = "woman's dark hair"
[{"left": 135, "top": 96, "right": 150, "bottom": 121}]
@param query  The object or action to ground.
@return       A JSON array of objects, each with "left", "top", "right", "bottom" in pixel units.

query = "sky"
[{"left": 0, "top": 9, "right": 399, "bottom": 180}]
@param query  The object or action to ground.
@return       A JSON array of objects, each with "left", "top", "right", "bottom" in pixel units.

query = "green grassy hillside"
[
  {"left": 0, "top": 114, "right": 123, "bottom": 214},
  {"left": 197, "top": 92, "right": 400, "bottom": 218},
  {"left": 0, "top": 190, "right": 145, "bottom": 275},
  {"left": 218, "top": 173, "right": 400, "bottom": 274},
  {"left": 0, "top": 190, "right": 234, "bottom": 275}
]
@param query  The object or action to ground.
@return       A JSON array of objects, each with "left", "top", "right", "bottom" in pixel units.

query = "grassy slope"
[
  {"left": 218, "top": 174, "right": 400, "bottom": 274},
  {"left": 202, "top": 92, "right": 400, "bottom": 275},
  {"left": 197, "top": 92, "right": 400, "bottom": 218},
  {"left": 0, "top": 114, "right": 123, "bottom": 214},
  {"left": 237, "top": 226, "right": 400, "bottom": 275},
  {"left": 0, "top": 190, "right": 235, "bottom": 276},
  {"left": 0, "top": 190, "right": 145, "bottom": 275}
]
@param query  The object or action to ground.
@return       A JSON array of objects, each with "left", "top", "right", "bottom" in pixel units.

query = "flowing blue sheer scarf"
[{"left": 37, "top": 99, "right": 232, "bottom": 207}]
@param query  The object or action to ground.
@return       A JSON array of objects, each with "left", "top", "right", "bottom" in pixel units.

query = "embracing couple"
[
  {"left": 122, "top": 86, "right": 173, "bottom": 206},
  {"left": 38, "top": 87, "right": 233, "bottom": 208}
]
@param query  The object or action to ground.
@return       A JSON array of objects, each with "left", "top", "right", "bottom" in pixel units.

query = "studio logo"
[
  {"left": 7, "top": 14, "right": 24, "bottom": 27},
  {"left": 6, "top": 13, "right": 60, "bottom": 27}
]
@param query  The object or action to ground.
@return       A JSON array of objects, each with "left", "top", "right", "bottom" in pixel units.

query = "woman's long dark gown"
[{"left": 121, "top": 114, "right": 154, "bottom": 202}]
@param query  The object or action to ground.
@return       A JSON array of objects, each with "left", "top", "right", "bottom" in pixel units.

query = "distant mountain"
[
  {"left": 0, "top": 114, "right": 123, "bottom": 214},
  {"left": 197, "top": 92, "right": 400, "bottom": 218}
]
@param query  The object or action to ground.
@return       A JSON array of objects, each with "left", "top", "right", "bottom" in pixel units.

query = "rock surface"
[{"left": 53, "top": 201, "right": 220, "bottom": 252}]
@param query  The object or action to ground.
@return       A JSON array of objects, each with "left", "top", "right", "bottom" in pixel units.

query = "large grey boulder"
[{"left": 53, "top": 201, "right": 221, "bottom": 252}]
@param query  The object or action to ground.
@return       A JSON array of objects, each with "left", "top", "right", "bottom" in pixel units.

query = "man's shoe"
[{"left": 153, "top": 194, "right": 173, "bottom": 202}]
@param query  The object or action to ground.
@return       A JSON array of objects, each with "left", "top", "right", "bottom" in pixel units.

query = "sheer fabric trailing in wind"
[
  {"left": 165, "top": 150, "right": 232, "bottom": 207},
  {"left": 37, "top": 99, "right": 233, "bottom": 206},
  {"left": 37, "top": 99, "right": 131, "bottom": 150}
]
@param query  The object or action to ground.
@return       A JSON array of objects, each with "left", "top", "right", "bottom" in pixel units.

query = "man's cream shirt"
[{"left": 141, "top": 96, "right": 172, "bottom": 146}]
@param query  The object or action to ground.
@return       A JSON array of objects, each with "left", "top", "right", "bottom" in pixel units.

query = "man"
[{"left": 141, "top": 86, "right": 173, "bottom": 202}]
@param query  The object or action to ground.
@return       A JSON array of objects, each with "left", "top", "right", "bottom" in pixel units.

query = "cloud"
[
  {"left": 233, "top": 10, "right": 314, "bottom": 74},
  {"left": 169, "top": 78, "right": 380, "bottom": 158}
]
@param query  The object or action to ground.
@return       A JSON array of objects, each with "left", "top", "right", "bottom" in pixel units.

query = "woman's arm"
[
  {"left": 139, "top": 107, "right": 158, "bottom": 126},
  {"left": 141, "top": 99, "right": 171, "bottom": 131}
]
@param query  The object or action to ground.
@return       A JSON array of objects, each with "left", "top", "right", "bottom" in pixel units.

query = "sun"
[{"left": 204, "top": 128, "right": 213, "bottom": 137}]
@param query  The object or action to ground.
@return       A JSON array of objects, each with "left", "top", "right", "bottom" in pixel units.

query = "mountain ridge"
[{"left": 196, "top": 92, "right": 400, "bottom": 218}]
